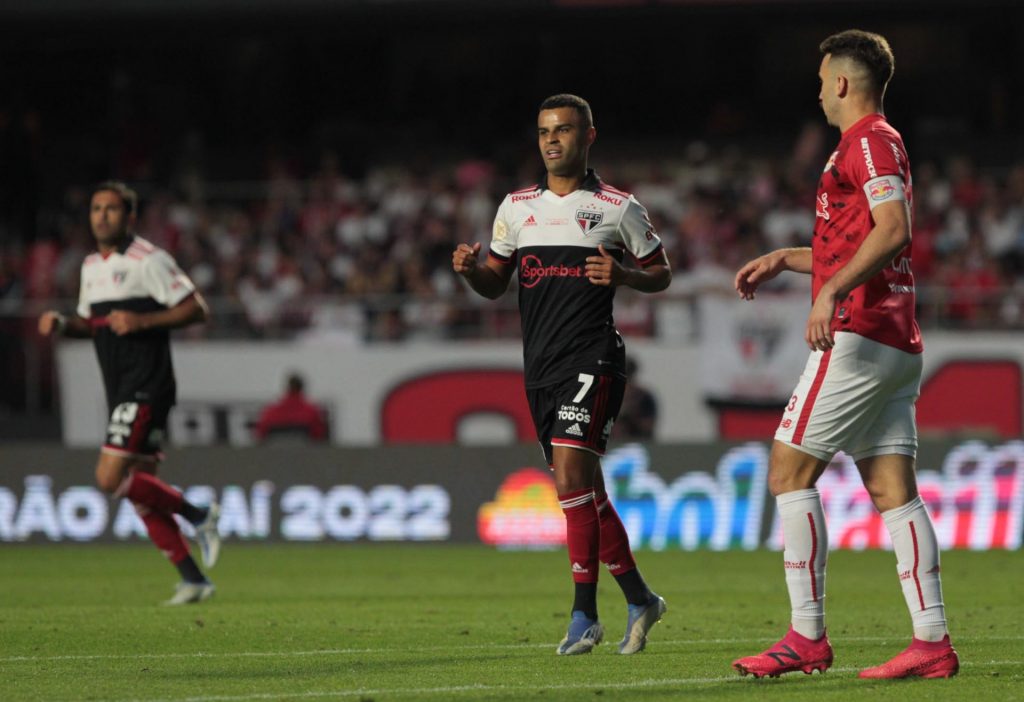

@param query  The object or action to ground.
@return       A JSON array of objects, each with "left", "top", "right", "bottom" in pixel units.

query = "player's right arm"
[
  {"left": 44, "top": 259, "right": 99, "bottom": 338},
  {"left": 38, "top": 311, "right": 92, "bottom": 338},
  {"left": 452, "top": 242, "right": 514, "bottom": 300},
  {"left": 453, "top": 196, "right": 517, "bottom": 300},
  {"left": 734, "top": 247, "right": 812, "bottom": 300}
]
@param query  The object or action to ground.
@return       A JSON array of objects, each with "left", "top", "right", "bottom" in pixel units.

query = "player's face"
[
  {"left": 89, "top": 190, "right": 132, "bottom": 246},
  {"left": 537, "top": 107, "right": 595, "bottom": 177},
  {"left": 818, "top": 55, "right": 839, "bottom": 127}
]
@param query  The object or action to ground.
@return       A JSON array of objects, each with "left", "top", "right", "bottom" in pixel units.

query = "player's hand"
[
  {"left": 734, "top": 250, "right": 786, "bottom": 300},
  {"left": 585, "top": 245, "right": 625, "bottom": 286},
  {"left": 805, "top": 288, "right": 837, "bottom": 351},
  {"left": 38, "top": 310, "right": 65, "bottom": 337},
  {"left": 108, "top": 310, "right": 144, "bottom": 336},
  {"left": 452, "top": 242, "right": 481, "bottom": 277}
]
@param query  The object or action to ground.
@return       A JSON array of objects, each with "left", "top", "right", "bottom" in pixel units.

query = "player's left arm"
[
  {"left": 585, "top": 245, "right": 671, "bottom": 291},
  {"left": 586, "top": 198, "right": 672, "bottom": 292},
  {"left": 107, "top": 292, "right": 209, "bottom": 336},
  {"left": 107, "top": 251, "right": 210, "bottom": 336},
  {"left": 806, "top": 198, "right": 910, "bottom": 351}
]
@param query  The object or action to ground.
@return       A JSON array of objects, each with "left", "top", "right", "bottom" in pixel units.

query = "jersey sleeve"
[
  {"left": 618, "top": 196, "right": 664, "bottom": 265},
  {"left": 487, "top": 195, "right": 518, "bottom": 265},
  {"left": 847, "top": 132, "right": 908, "bottom": 211},
  {"left": 141, "top": 249, "right": 196, "bottom": 308}
]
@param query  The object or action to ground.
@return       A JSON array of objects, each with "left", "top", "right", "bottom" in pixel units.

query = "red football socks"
[
  {"left": 595, "top": 492, "right": 637, "bottom": 576},
  {"left": 122, "top": 470, "right": 184, "bottom": 515},
  {"left": 559, "top": 489, "right": 600, "bottom": 584},
  {"left": 138, "top": 508, "right": 190, "bottom": 564}
]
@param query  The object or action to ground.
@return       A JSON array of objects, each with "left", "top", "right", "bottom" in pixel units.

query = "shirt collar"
[
  {"left": 537, "top": 168, "right": 602, "bottom": 193},
  {"left": 840, "top": 113, "right": 886, "bottom": 143}
]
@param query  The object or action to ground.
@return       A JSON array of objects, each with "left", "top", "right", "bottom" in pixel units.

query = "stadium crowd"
[{"left": 3, "top": 126, "right": 1024, "bottom": 340}]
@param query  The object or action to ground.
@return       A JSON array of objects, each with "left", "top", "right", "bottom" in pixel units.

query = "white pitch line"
[
  {"left": 110, "top": 662, "right": 1024, "bottom": 702},
  {"left": 2, "top": 635, "right": 1022, "bottom": 664},
  {"left": 119, "top": 675, "right": 803, "bottom": 702}
]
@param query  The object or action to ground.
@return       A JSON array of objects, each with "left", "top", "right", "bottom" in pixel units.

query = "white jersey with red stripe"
[
  {"left": 814, "top": 113, "right": 921, "bottom": 354},
  {"left": 77, "top": 235, "right": 196, "bottom": 409},
  {"left": 488, "top": 169, "right": 664, "bottom": 388}
]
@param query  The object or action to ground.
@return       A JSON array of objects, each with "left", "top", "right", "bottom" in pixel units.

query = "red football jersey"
[{"left": 813, "top": 113, "right": 922, "bottom": 354}]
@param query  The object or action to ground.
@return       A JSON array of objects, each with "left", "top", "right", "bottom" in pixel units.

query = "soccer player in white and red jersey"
[
  {"left": 453, "top": 94, "right": 671, "bottom": 655},
  {"left": 39, "top": 181, "right": 222, "bottom": 606},
  {"left": 731, "top": 31, "right": 958, "bottom": 679}
]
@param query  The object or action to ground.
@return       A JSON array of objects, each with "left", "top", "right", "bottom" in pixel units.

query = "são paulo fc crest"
[{"left": 575, "top": 209, "right": 603, "bottom": 234}]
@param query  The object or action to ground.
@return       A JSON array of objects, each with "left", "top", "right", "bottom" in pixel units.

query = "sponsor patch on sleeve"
[
  {"left": 863, "top": 175, "right": 906, "bottom": 209},
  {"left": 494, "top": 218, "right": 508, "bottom": 241}
]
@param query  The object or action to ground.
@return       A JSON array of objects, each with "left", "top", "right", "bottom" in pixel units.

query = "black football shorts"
[
  {"left": 527, "top": 371, "right": 626, "bottom": 467},
  {"left": 101, "top": 399, "right": 171, "bottom": 462}
]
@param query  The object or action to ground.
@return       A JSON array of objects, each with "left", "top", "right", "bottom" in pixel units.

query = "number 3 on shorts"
[{"left": 574, "top": 373, "right": 595, "bottom": 403}]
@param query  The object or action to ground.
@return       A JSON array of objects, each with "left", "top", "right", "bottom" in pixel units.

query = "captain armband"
[{"left": 862, "top": 175, "right": 907, "bottom": 210}]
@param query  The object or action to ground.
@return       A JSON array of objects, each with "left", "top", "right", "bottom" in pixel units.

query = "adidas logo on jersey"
[
  {"left": 566, "top": 423, "right": 583, "bottom": 437},
  {"left": 523, "top": 215, "right": 537, "bottom": 226}
]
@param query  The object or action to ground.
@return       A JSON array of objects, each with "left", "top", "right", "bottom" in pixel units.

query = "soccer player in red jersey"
[
  {"left": 39, "top": 181, "right": 222, "bottom": 606},
  {"left": 730, "top": 31, "right": 958, "bottom": 679},
  {"left": 453, "top": 95, "right": 671, "bottom": 655}
]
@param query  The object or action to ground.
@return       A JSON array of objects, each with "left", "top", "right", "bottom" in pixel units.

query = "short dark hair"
[
  {"left": 819, "top": 29, "right": 894, "bottom": 94},
  {"left": 539, "top": 94, "right": 593, "bottom": 129},
  {"left": 91, "top": 180, "right": 138, "bottom": 216},
  {"left": 286, "top": 373, "right": 305, "bottom": 393}
]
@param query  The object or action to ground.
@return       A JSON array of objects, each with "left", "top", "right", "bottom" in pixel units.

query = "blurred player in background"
[
  {"left": 38, "top": 181, "right": 222, "bottom": 606},
  {"left": 453, "top": 94, "right": 671, "bottom": 655},
  {"left": 731, "top": 31, "right": 958, "bottom": 679},
  {"left": 614, "top": 358, "right": 658, "bottom": 440}
]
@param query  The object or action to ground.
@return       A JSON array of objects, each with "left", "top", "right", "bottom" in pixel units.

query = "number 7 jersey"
[{"left": 487, "top": 169, "right": 665, "bottom": 388}]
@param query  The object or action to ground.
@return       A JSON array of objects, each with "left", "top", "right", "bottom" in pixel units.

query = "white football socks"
[
  {"left": 777, "top": 488, "right": 828, "bottom": 640},
  {"left": 881, "top": 496, "right": 949, "bottom": 642}
]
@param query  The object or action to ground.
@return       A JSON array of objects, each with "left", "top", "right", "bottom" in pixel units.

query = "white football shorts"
[{"left": 774, "top": 331, "right": 922, "bottom": 462}]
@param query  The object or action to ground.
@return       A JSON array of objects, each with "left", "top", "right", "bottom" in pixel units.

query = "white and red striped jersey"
[
  {"left": 814, "top": 113, "right": 922, "bottom": 354},
  {"left": 77, "top": 235, "right": 196, "bottom": 408},
  {"left": 488, "top": 169, "right": 664, "bottom": 388}
]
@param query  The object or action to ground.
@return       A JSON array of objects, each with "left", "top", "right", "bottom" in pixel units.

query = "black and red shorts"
[
  {"left": 101, "top": 400, "right": 171, "bottom": 462},
  {"left": 527, "top": 371, "right": 626, "bottom": 466}
]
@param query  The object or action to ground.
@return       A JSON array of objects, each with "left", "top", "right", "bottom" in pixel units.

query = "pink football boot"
[
  {"left": 859, "top": 635, "right": 959, "bottom": 679},
  {"left": 733, "top": 627, "right": 834, "bottom": 678}
]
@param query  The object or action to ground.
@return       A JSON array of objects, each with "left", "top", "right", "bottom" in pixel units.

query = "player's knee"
[
  {"left": 767, "top": 471, "right": 794, "bottom": 497},
  {"left": 864, "top": 481, "right": 915, "bottom": 512},
  {"left": 767, "top": 464, "right": 822, "bottom": 496},
  {"left": 95, "top": 469, "right": 122, "bottom": 494},
  {"left": 94, "top": 458, "right": 130, "bottom": 494},
  {"left": 555, "top": 473, "right": 591, "bottom": 495},
  {"left": 767, "top": 442, "right": 827, "bottom": 496}
]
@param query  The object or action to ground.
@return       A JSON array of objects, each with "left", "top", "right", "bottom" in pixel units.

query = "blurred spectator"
[
  {"left": 253, "top": 373, "right": 328, "bottom": 442},
  {"left": 939, "top": 239, "right": 1004, "bottom": 326},
  {"left": 4, "top": 142, "right": 1024, "bottom": 337}
]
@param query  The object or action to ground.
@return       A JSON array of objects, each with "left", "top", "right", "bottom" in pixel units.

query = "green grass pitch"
[{"left": 0, "top": 545, "right": 1020, "bottom": 701}]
